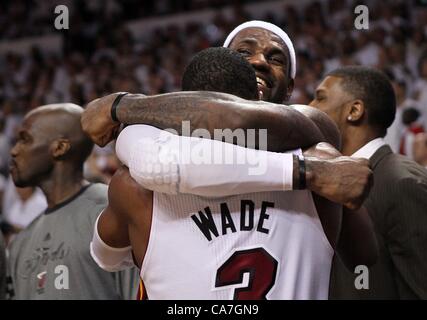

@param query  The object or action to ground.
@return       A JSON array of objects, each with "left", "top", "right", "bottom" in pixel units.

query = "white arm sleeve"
[
  {"left": 115, "top": 125, "right": 296, "bottom": 197},
  {"left": 89, "top": 212, "right": 135, "bottom": 272}
]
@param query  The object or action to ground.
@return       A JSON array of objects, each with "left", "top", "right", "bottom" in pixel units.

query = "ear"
[
  {"left": 284, "top": 79, "right": 295, "bottom": 102},
  {"left": 346, "top": 99, "right": 365, "bottom": 123},
  {"left": 50, "top": 139, "right": 71, "bottom": 159}
]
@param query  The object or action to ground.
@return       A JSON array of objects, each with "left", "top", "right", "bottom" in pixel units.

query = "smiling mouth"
[{"left": 256, "top": 76, "right": 271, "bottom": 88}]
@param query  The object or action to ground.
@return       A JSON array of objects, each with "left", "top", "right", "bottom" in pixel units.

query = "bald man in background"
[{"left": 7, "top": 104, "right": 139, "bottom": 299}]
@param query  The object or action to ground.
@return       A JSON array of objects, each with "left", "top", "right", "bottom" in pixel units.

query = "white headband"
[{"left": 223, "top": 20, "right": 296, "bottom": 79}]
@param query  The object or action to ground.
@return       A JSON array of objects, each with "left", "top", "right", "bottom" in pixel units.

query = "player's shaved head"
[
  {"left": 182, "top": 47, "right": 258, "bottom": 100},
  {"left": 11, "top": 103, "right": 94, "bottom": 187},
  {"left": 27, "top": 103, "right": 94, "bottom": 165},
  {"left": 27, "top": 104, "right": 84, "bottom": 135}
]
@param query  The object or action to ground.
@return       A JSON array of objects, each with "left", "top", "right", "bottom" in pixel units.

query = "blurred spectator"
[
  {"left": 0, "top": 231, "right": 5, "bottom": 299},
  {"left": 84, "top": 144, "right": 120, "bottom": 184},
  {"left": 1, "top": 176, "right": 47, "bottom": 245},
  {"left": 2, "top": 102, "right": 23, "bottom": 144},
  {"left": 385, "top": 80, "right": 420, "bottom": 153},
  {"left": 0, "top": 0, "right": 260, "bottom": 40},
  {"left": 2, "top": 186, "right": 47, "bottom": 231},
  {"left": 414, "top": 54, "right": 427, "bottom": 127},
  {"left": 400, "top": 107, "right": 425, "bottom": 158},
  {"left": 406, "top": 27, "right": 426, "bottom": 76},
  {"left": 413, "top": 132, "right": 427, "bottom": 168},
  {"left": 2, "top": 177, "right": 19, "bottom": 221},
  {"left": 354, "top": 32, "right": 380, "bottom": 67},
  {"left": 0, "top": 118, "right": 10, "bottom": 176}
]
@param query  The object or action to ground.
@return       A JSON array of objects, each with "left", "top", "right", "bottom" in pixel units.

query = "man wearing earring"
[{"left": 310, "top": 66, "right": 427, "bottom": 299}]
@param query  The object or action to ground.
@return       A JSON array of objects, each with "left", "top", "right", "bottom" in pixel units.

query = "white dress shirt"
[{"left": 352, "top": 138, "right": 387, "bottom": 159}]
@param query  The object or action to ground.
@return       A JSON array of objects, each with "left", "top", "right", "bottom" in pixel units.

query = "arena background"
[{"left": 0, "top": 0, "right": 426, "bottom": 272}]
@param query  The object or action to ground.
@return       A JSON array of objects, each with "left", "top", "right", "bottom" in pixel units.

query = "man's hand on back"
[{"left": 306, "top": 157, "right": 373, "bottom": 210}]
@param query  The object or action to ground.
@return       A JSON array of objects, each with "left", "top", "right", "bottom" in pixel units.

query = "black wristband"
[
  {"left": 298, "top": 155, "right": 306, "bottom": 190},
  {"left": 111, "top": 92, "right": 129, "bottom": 122}
]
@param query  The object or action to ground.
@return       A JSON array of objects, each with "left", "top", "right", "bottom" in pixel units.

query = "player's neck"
[
  {"left": 38, "top": 164, "right": 87, "bottom": 209},
  {"left": 341, "top": 126, "right": 380, "bottom": 156}
]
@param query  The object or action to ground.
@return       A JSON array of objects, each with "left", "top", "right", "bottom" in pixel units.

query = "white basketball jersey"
[{"left": 141, "top": 190, "right": 333, "bottom": 300}]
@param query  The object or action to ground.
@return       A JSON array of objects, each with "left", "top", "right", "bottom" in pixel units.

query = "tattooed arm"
[{"left": 81, "top": 92, "right": 325, "bottom": 151}]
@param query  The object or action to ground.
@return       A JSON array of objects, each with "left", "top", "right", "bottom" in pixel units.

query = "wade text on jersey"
[{"left": 191, "top": 200, "right": 274, "bottom": 241}]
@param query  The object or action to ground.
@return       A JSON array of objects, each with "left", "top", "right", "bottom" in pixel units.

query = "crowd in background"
[
  {"left": 0, "top": 0, "right": 427, "bottom": 238},
  {"left": 0, "top": 0, "right": 262, "bottom": 40}
]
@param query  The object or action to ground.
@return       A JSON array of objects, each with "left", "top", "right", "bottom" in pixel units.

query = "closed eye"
[
  {"left": 236, "top": 48, "right": 252, "bottom": 57},
  {"left": 315, "top": 89, "right": 327, "bottom": 102},
  {"left": 269, "top": 55, "right": 285, "bottom": 65}
]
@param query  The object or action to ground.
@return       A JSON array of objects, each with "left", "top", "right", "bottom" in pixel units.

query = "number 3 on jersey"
[{"left": 215, "top": 247, "right": 278, "bottom": 300}]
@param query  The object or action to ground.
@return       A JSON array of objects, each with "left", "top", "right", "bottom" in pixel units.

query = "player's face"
[
  {"left": 10, "top": 114, "right": 53, "bottom": 187},
  {"left": 310, "top": 76, "right": 352, "bottom": 131},
  {"left": 229, "top": 28, "right": 293, "bottom": 103}
]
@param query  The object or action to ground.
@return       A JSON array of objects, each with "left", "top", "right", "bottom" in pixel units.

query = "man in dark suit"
[{"left": 310, "top": 65, "right": 427, "bottom": 299}]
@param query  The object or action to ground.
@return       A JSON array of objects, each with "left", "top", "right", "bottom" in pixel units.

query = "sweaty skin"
[
  {"left": 228, "top": 27, "right": 294, "bottom": 103},
  {"left": 99, "top": 166, "right": 152, "bottom": 268},
  {"left": 11, "top": 104, "right": 92, "bottom": 205}
]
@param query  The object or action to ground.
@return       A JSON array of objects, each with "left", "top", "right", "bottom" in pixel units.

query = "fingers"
[
  {"left": 346, "top": 167, "right": 373, "bottom": 210},
  {"left": 98, "top": 138, "right": 108, "bottom": 148},
  {"left": 99, "top": 133, "right": 114, "bottom": 147},
  {"left": 345, "top": 195, "right": 364, "bottom": 210},
  {"left": 112, "top": 126, "right": 121, "bottom": 140},
  {"left": 98, "top": 126, "right": 120, "bottom": 147}
]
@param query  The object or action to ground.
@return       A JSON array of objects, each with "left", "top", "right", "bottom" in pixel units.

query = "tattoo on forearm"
[{"left": 119, "top": 93, "right": 222, "bottom": 135}]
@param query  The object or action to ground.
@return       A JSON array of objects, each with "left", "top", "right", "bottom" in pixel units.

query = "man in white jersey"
[
  {"left": 84, "top": 21, "right": 378, "bottom": 271},
  {"left": 89, "top": 48, "right": 374, "bottom": 299}
]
